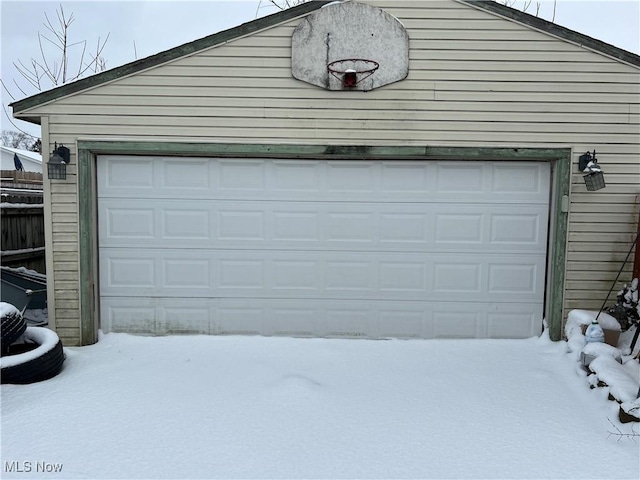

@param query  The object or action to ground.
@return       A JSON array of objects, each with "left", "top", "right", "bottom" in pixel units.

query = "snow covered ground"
[{"left": 1, "top": 330, "right": 639, "bottom": 479}]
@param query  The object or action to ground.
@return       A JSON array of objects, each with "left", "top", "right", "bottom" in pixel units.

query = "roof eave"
[
  {"left": 11, "top": 0, "right": 333, "bottom": 114},
  {"left": 458, "top": 0, "right": 640, "bottom": 68},
  {"left": 13, "top": 115, "right": 42, "bottom": 126}
]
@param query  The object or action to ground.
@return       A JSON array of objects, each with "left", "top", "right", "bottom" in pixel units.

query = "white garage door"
[{"left": 97, "top": 156, "right": 550, "bottom": 339}]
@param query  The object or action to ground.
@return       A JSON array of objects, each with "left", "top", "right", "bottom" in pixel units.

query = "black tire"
[
  {"left": 1, "top": 309, "right": 27, "bottom": 350},
  {"left": 1, "top": 327, "right": 64, "bottom": 384}
]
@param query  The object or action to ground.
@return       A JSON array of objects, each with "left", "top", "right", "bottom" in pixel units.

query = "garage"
[
  {"left": 97, "top": 155, "right": 550, "bottom": 339},
  {"left": 11, "top": 0, "right": 638, "bottom": 346}
]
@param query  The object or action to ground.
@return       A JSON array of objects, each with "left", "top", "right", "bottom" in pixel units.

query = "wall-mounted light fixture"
[
  {"left": 47, "top": 143, "right": 70, "bottom": 180},
  {"left": 578, "top": 150, "right": 605, "bottom": 191}
]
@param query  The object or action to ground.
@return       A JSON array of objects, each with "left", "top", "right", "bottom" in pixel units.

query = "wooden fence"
[
  {"left": 1, "top": 170, "right": 43, "bottom": 187},
  {"left": 1, "top": 170, "right": 46, "bottom": 273}
]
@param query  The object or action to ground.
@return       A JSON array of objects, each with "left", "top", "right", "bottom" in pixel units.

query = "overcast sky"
[{"left": 1, "top": 0, "right": 639, "bottom": 139}]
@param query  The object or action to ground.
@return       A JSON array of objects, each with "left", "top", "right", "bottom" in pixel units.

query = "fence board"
[{"left": 1, "top": 202, "right": 46, "bottom": 273}]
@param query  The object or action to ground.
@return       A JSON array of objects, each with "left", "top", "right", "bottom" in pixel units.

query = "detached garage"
[{"left": 11, "top": 0, "right": 640, "bottom": 346}]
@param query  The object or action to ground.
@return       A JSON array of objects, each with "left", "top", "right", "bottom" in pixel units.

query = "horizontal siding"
[
  {"left": 79, "top": 84, "right": 636, "bottom": 103},
  {"left": 201, "top": 46, "right": 624, "bottom": 63},
  {"left": 182, "top": 54, "right": 638, "bottom": 73},
  {"left": 113, "top": 75, "right": 640, "bottom": 95},
  {"left": 48, "top": 156, "right": 80, "bottom": 344},
  {"left": 44, "top": 107, "right": 639, "bottom": 126},
  {"left": 51, "top": 97, "right": 640, "bottom": 120},
  {"left": 19, "top": 0, "right": 640, "bottom": 343},
  {"left": 49, "top": 115, "right": 639, "bottom": 135},
  {"left": 57, "top": 67, "right": 640, "bottom": 85},
  {"left": 48, "top": 128, "right": 638, "bottom": 149}
]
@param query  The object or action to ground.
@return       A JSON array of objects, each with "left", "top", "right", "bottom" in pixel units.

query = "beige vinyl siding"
[
  {"left": 19, "top": 0, "right": 639, "bottom": 345},
  {"left": 45, "top": 137, "right": 81, "bottom": 345}
]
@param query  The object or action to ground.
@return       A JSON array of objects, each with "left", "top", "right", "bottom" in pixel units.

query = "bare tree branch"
[
  {"left": 77, "top": 33, "right": 109, "bottom": 79},
  {"left": 1, "top": 79, "right": 17, "bottom": 100},
  {"left": 1, "top": 106, "right": 40, "bottom": 141},
  {"left": 37, "top": 34, "right": 58, "bottom": 84},
  {"left": 4, "top": 4, "right": 111, "bottom": 151},
  {"left": 11, "top": 79, "right": 28, "bottom": 97},
  {"left": 267, "top": 0, "right": 308, "bottom": 10},
  {"left": 607, "top": 418, "right": 640, "bottom": 442},
  {"left": 75, "top": 40, "right": 88, "bottom": 80},
  {"left": 498, "top": 0, "right": 557, "bottom": 21},
  {"left": 12, "top": 3, "right": 110, "bottom": 92},
  {"left": 13, "top": 60, "right": 41, "bottom": 90}
]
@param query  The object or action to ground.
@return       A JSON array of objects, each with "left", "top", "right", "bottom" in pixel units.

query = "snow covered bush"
[{"left": 606, "top": 278, "right": 640, "bottom": 331}]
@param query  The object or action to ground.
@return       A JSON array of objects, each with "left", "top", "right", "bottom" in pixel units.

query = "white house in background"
[{"left": 0, "top": 146, "right": 42, "bottom": 173}]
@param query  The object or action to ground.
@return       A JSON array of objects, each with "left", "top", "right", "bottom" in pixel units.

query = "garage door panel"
[
  {"left": 163, "top": 258, "right": 212, "bottom": 289},
  {"left": 100, "top": 157, "right": 155, "bottom": 191},
  {"left": 102, "top": 300, "right": 158, "bottom": 335},
  {"left": 381, "top": 162, "right": 430, "bottom": 192},
  {"left": 100, "top": 248, "right": 545, "bottom": 302},
  {"left": 490, "top": 213, "right": 543, "bottom": 245},
  {"left": 98, "top": 156, "right": 550, "bottom": 339},
  {"left": 104, "top": 208, "right": 155, "bottom": 239},
  {"left": 492, "top": 163, "right": 547, "bottom": 194},
  {"left": 273, "top": 160, "right": 322, "bottom": 191},
  {"left": 487, "top": 311, "right": 538, "bottom": 338},
  {"left": 100, "top": 297, "right": 543, "bottom": 339},
  {"left": 272, "top": 259, "right": 321, "bottom": 290},
  {"left": 101, "top": 298, "right": 216, "bottom": 335},
  {"left": 163, "top": 209, "right": 211, "bottom": 239},
  {"left": 98, "top": 156, "right": 550, "bottom": 204},
  {"left": 105, "top": 257, "right": 156, "bottom": 288},
  {"left": 218, "top": 210, "right": 266, "bottom": 241},
  {"left": 161, "top": 159, "right": 211, "bottom": 190},
  {"left": 487, "top": 263, "right": 538, "bottom": 294},
  {"left": 432, "top": 310, "right": 483, "bottom": 338},
  {"left": 98, "top": 199, "right": 548, "bottom": 253},
  {"left": 436, "top": 163, "right": 485, "bottom": 193}
]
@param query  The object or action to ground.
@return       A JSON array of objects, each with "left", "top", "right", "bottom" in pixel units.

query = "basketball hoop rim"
[{"left": 326, "top": 58, "right": 380, "bottom": 75}]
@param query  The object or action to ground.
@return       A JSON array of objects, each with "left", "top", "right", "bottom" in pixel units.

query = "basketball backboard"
[{"left": 291, "top": 1, "right": 409, "bottom": 91}]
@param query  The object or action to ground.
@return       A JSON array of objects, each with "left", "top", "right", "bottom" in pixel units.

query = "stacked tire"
[{"left": 1, "top": 302, "right": 64, "bottom": 384}]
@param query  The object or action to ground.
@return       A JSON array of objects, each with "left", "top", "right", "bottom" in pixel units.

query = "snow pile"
[
  {"left": 0, "top": 302, "right": 20, "bottom": 318},
  {"left": 0, "top": 203, "right": 44, "bottom": 209},
  {"left": 582, "top": 342, "right": 622, "bottom": 362},
  {"left": 582, "top": 159, "right": 602, "bottom": 173},
  {"left": 0, "top": 265, "right": 46, "bottom": 281},
  {"left": 1, "top": 332, "right": 639, "bottom": 479},
  {"left": 621, "top": 398, "right": 640, "bottom": 419},
  {"left": 589, "top": 355, "right": 640, "bottom": 404},
  {"left": 567, "top": 309, "right": 621, "bottom": 331},
  {"left": 0, "top": 326, "right": 60, "bottom": 368},
  {"left": 566, "top": 309, "right": 640, "bottom": 418},
  {"left": 565, "top": 309, "right": 621, "bottom": 355}
]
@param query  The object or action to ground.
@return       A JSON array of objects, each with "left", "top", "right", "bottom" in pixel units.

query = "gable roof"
[{"left": 11, "top": 0, "right": 640, "bottom": 121}]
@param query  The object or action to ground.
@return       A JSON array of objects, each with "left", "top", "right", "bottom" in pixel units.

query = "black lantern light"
[
  {"left": 47, "top": 143, "right": 70, "bottom": 180},
  {"left": 578, "top": 150, "right": 605, "bottom": 191}
]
